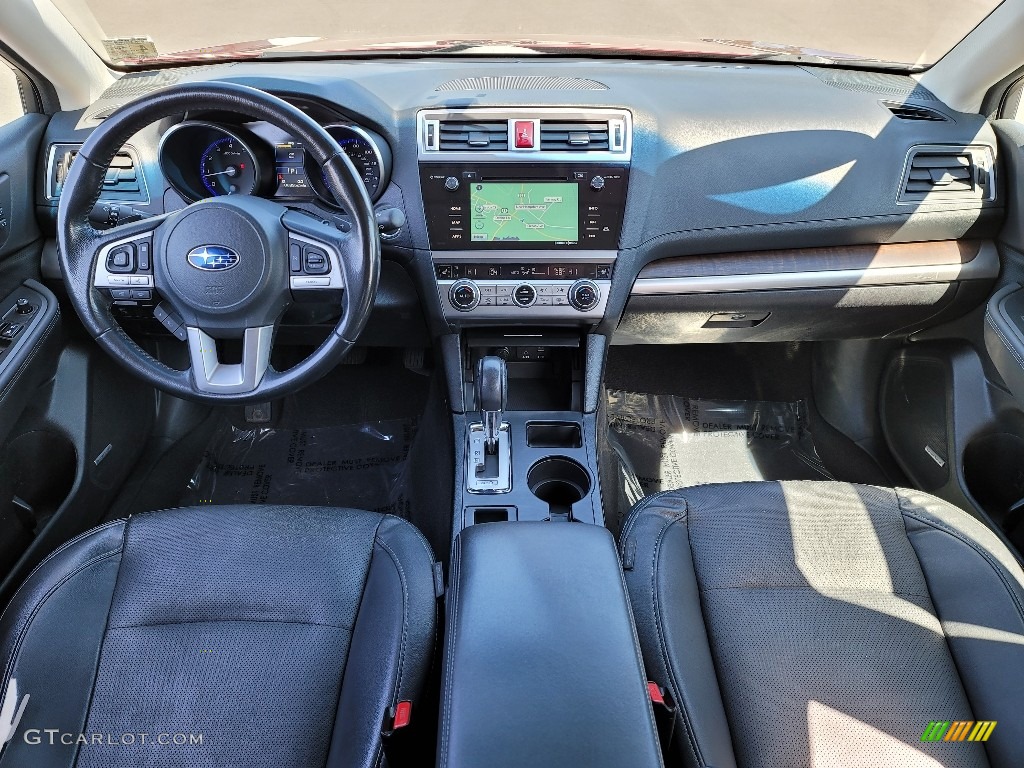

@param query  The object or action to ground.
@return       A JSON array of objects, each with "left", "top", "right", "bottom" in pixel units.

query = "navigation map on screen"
[{"left": 470, "top": 182, "right": 579, "bottom": 243}]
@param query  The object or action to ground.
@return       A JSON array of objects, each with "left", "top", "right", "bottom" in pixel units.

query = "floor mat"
[
  {"left": 607, "top": 389, "right": 832, "bottom": 509},
  {"left": 181, "top": 417, "right": 418, "bottom": 515}
]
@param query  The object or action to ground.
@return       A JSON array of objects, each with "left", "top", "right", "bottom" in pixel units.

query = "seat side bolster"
[
  {"left": 327, "top": 515, "right": 437, "bottom": 768},
  {"left": 0, "top": 521, "right": 125, "bottom": 768},
  {"left": 899, "top": 489, "right": 1024, "bottom": 768},
  {"left": 622, "top": 502, "right": 738, "bottom": 768}
]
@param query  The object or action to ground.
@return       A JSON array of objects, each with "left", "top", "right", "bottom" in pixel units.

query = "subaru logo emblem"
[{"left": 187, "top": 245, "right": 239, "bottom": 271}]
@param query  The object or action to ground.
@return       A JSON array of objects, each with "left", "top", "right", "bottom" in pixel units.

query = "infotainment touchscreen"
[
  {"left": 420, "top": 163, "right": 628, "bottom": 250},
  {"left": 470, "top": 182, "right": 579, "bottom": 243}
]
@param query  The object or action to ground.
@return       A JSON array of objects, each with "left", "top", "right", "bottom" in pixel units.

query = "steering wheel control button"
[
  {"left": 153, "top": 302, "right": 187, "bottom": 341},
  {"left": 106, "top": 244, "right": 135, "bottom": 273},
  {"left": 137, "top": 241, "right": 152, "bottom": 272},
  {"left": 513, "top": 283, "right": 537, "bottom": 307},
  {"left": 289, "top": 242, "right": 302, "bottom": 272},
  {"left": 302, "top": 246, "right": 330, "bottom": 274},
  {"left": 291, "top": 276, "right": 331, "bottom": 288},
  {"left": 449, "top": 279, "right": 480, "bottom": 311},
  {"left": 109, "top": 289, "right": 131, "bottom": 300},
  {"left": 568, "top": 279, "right": 601, "bottom": 312},
  {"left": 130, "top": 289, "right": 152, "bottom": 300}
]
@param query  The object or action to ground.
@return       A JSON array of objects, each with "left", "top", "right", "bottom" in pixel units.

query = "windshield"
[{"left": 59, "top": 0, "right": 1003, "bottom": 70}]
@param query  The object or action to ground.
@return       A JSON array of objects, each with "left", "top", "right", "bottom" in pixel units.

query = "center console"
[
  {"left": 417, "top": 107, "right": 631, "bottom": 322},
  {"left": 440, "top": 522, "right": 663, "bottom": 768},
  {"left": 424, "top": 109, "right": 628, "bottom": 537}
]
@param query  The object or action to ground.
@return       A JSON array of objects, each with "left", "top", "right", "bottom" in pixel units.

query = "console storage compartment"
[{"left": 439, "top": 522, "right": 663, "bottom": 768}]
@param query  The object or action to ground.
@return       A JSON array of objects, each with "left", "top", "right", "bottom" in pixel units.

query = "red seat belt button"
[
  {"left": 393, "top": 700, "right": 412, "bottom": 729},
  {"left": 647, "top": 682, "right": 665, "bottom": 706}
]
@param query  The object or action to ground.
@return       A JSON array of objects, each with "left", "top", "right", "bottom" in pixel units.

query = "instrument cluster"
[{"left": 158, "top": 119, "right": 392, "bottom": 207}]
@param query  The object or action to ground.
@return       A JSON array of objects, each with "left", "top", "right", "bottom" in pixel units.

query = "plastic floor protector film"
[
  {"left": 182, "top": 417, "right": 417, "bottom": 515},
  {"left": 607, "top": 390, "right": 831, "bottom": 508}
]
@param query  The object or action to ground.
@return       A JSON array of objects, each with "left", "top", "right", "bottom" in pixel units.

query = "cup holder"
[{"left": 527, "top": 457, "right": 591, "bottom": 519}]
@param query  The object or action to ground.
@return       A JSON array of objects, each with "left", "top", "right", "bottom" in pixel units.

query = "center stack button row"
[{"left": 475, "top": 284, "right": 570, "bottom": 307}]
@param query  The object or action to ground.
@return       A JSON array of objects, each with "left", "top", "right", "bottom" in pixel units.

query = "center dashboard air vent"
[
  {"left": 438, "top": 120, "right": 509, "bottom": 151},
  {"left": 538, "top": 120, "right": 610, "bottom": 151},
  {"left": 898, "top": 145, "right": 995, "bottom": 205},
  {"left": 419, "top": 108, "right": 631, "bottom": 160}
]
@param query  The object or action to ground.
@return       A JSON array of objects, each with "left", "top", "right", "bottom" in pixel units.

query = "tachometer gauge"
[
  {"left": 310, "top": 124, "right": 392, "bottom": 205},
  {"left": 159, "top": 122, "right": 270, "bottom": 202},
  {"left": 200, "top": 135, "right": 258, "bottom": 196}
]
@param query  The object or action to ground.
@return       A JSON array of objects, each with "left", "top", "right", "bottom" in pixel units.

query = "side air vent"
[
  {"left": 899, "top": 145, "right": 995, "bottom": 204},
  {"left": 46, "top": 143, "right": 147, "bottom": 201},
  {"left": 884, "top": 102, "right": 949, "bottom": 122},
  {"left": 436, "top": 76, "right": 607, "bottom": 91},
  {"left": 538, "top": 120, "right": 610, "bottom": 151},
  {"left": 438, "top": 120, "right": 509, "bottom": 151}
]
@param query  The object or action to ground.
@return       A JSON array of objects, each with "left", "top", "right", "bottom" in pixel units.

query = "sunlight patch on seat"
[
  {"left": 944, "top": 621, "right": 1024, "bottom": 646},
  {"left": 808, "top": 701, "right": 943, "bottom": 768}
]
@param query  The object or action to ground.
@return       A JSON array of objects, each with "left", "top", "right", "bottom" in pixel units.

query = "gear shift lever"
[
  {"left": 466, "top": 356, "right": 512, "bottom": 493},
  {"left": 476, "top": 356, "right": 507, "bottom": 454}
]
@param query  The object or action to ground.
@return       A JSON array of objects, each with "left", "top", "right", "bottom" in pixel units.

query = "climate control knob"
[
  {"left": 513, "top": 283, "right": 537, "bottom": 307},
  {"left": 568, "top": 279, "right": 601, "bottom": 312},
  {"left": 449, "top": 279, "right": 479, "bottom": 311}
]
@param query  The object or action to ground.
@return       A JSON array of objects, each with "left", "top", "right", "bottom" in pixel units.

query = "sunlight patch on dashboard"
[{"left": 709, "top": 160, "right": 856, "bottom": 214}]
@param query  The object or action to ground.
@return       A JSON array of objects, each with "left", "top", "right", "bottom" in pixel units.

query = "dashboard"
[{"left": 34, "top": 59, "right": 1006, "bottom": 342}]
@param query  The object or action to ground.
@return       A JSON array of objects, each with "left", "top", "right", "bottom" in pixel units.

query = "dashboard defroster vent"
[
  {"left": 436, "top": 76, "right": 608, "bottom": 91},
  {"left": 884, "top": 102, "right": 949, "bottom": 122},
  {"left": 538, "top": 120, "right": 610, "bottom": 151},
  {"left": 438, "top": 120, "right": 509, "bottom": 151},
  {"left": 898, "top": 145, "right": 995, "bottom": 204}
]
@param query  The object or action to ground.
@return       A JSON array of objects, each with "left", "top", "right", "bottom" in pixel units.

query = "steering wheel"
[{"left": 57, "top": 81, "right": 380, "bottom": 403}]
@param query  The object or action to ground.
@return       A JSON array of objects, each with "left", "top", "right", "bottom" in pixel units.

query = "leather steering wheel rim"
[{"left": 57, "top": 81, "right": 380, "bottom": 404}]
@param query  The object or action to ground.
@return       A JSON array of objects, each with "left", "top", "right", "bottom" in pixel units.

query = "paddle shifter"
[{"left": 467, "top": 356, "right": 511, "bottom": 493}]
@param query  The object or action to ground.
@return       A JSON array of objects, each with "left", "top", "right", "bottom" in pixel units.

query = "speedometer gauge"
[
  {"left": 335, "top": 134, "right": 381, "bottom": 197},
  {"left": 200, "top": 135, "right": 258, "bottom": 196},
  {"left": 310, "top": 124, "right": 392, "bottom": 205}
]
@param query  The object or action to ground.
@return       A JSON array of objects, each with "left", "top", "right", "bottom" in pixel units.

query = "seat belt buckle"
[
  {"left": 647, "top": 681, "right": 677, "bottom": 752},
  {"left": 381, "top": 700, "right": 414, "bottom": 764},
  {"left": 383, "top": 700, "right": 412, "bottom": 735}
]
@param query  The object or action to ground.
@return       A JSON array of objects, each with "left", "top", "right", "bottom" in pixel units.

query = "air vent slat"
[{"left": 912, "top": 155, "right": 971, "bottom": 169}]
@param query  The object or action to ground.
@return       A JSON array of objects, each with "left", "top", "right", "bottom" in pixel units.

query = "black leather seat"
[
  {"left": 620, "top": 481, "right": 1024, "bottom": 768},
  {"left": 0, "top": 504, "right": 438, "bottom": 768}
]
